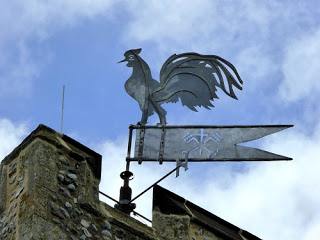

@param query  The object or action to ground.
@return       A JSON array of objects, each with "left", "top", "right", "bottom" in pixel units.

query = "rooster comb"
[{"left": 127, "top": 48, "right": 142, "bottom": 55}]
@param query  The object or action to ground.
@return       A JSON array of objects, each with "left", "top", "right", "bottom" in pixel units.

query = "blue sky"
[{"left": 1, "top": 1, "right": 320, "bottom": 239}]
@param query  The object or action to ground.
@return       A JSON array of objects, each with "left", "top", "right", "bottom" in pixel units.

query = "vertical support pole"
[
  {"left": 115, "top": 170, "right": 136, "bottom": 214},
  {"left": 60, "top": 85, "right": 65, "bottom": 134},
  {"left": 126, "top": 126, "right": 133, "bottom": 171},
  {"left": 115, "top": 125, "right": 136, "bottom": 214},
  {"left": 137, "top": 126, "right": 145, "bottom": 164},
  {"left": 158, "top": 126, "right": 166, "bottom": 164}
]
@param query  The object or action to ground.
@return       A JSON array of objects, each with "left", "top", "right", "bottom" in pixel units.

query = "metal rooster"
[{"left": 119, "top": 48, "right": 243, "bottom": 125}]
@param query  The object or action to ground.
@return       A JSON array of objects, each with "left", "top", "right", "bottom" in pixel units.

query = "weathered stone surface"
[
  {"left": 80, "top": 234, "right": 86, "bottom": 240},
  {"left": 60, "top": 222, "right": 70, "bottom": 232},
  {"left": 15, "top": 187, "right": 24, "bottom": 199},
  {"left": 75, "top": 208, "right": 83, "bottom": 215},
  {"left": 70, "top": 212, "right": 79, "bottom": 223},
  {"left": 83, "top": 227, "right": 92, "bottom": 237},
  {"left": 9, "top": 176, "right": 16, "bottom": 185},
  {"left": 69, "top": 169, "right": 80, "bottom": 174},
  {"left": 70, "top": 235, "right": 78, "bottom": 240},
  {"left": 52, "top": 218, "right": 61, "bottom": 224},
  {"left": 67, "top": 184, "right": 76, "bottom": 192},
  {"left": 9, "top": 168, "right": 16, "bottom": 178},
  {"left": 81, "top": 219, "right": 90, "bottom": 228},
  {"left": 85, "top": 213, "right": 92, "bottom": 220},
  {"left": 67, "top": 173, "right": 77, "bottom": 181},
  {"left": 23, "top": 212, "right": 68, "bottom": 239},
  {"left": 51, "top": 194, "right": 58, "bottom": 202},
  {"left": 59, "top": 157, "right": 69, "bottom": 166},
  {"left": 2, "top": 226, "right": 8, "bottom": 235},
  {"left": 102, "top": 220, "right": 111, "bottom": 230},
  {"left": 114, "top": 228, "right": 125, "bottom": 238},
  {"left": 153, "top": 211, "right": 190, "bottom": 240},
  {"left": 58, "top": 174, "right": 65, "bottom": 182},
  {"left": 91, "top": 223, "right": 98, "bottom": 232},
  {"left": 60, "top": 207, "right": 70, "bottom": 218},
  {"left": 13, "top": 209, "right": 17, "bottom": 217},
  {"left": 9, "top": 162, "right": 16, "bottom": 169},
  {"left": 59, "top": 187, "right": 72, "bottom": 198},
  {"left": 7, "top": 206, "right": 13, "bottom": 215},
  {"left": 51, "top": 202, "right": 65, "bottom": 220},
  {"left": 0, "top": 164, "right": 7, "bottom": 214},
  {"left": 65, "top": 202, "right": 73, "bottom": 210},
  {"left": 18, "top": 175, "right": 24, "bottom": 182},
  {"left": 101, "top": 230, "right": 112, "bottom": 238}
]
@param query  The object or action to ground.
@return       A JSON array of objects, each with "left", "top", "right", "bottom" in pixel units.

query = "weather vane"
[
  {"left": 114, "top": 48, "right": 293, "bottom": 215},
  {"left": 118, "top": 48, "right": 242, "bottom": 125}
]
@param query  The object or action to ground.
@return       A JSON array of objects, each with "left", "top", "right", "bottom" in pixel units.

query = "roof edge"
[
  {"left": 1, "top": 124, "right": 102, "bottom": 180},
  {"left": 153, "top": 185, "right": 261, "bottom": 240}
]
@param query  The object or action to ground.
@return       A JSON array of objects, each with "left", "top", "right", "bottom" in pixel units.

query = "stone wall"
[{"left": 0, "top": 125, "right": 157, "bottom": 240}]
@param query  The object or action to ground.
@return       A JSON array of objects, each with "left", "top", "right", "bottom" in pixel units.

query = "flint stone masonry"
[{"left": 0, "top": 124, "right": 261, "bottom": 240}]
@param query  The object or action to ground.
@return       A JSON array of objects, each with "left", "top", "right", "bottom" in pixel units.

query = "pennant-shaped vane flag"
[{"left": 128, "top": 125, "right": 293, "bottom": 163}]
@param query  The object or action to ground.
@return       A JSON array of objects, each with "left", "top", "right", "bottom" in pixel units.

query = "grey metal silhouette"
[
  {"left": 119, "top": 48, "right": 243, "bottom": 125},
  {"left": 129, "top": 125, "right": 293, "bottom": 163}
]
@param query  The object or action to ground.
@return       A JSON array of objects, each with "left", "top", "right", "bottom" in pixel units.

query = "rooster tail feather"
[{"left": 155, "top": 52, "right": 243, "bottom": 110}]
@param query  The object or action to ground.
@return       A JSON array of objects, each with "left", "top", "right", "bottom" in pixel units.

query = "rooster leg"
[
  {"left": 149, "top": 95, "right": 167, "bottom": 125},
  {"left": 140, "top": 105, "right": 148, "bottom": 125}
]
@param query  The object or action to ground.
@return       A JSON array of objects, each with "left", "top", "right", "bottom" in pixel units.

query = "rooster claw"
[
  {"left": 156, "top": 122, "right": 167, "bottom": 127},
  {"left": 137, "top": 121, "right": 147, "bottom": 126}
]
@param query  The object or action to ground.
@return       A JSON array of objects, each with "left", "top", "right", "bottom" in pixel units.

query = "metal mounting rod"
[
  {"left": 129, "top": 165, "right": 181, "bottom": 204},
  {"left": 99, "top": 191, "right": 119, "bottom": 204},
  {"left": 133, "top": 211, "right": 152, "bottom": 223},
  {"left": 60, "top": 85, "right": 65, "bottom": 133},
  {"left": 99, "top": 190, "right": 151, "bottom": 223},
  {"left": 127, "top": 157, "right": 292, "bottom": 162}
]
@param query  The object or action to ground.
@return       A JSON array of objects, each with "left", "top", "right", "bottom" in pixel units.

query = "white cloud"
[
  {"left": 97, "top": 135, "right": 173, "bottom": 223},
  {"left": 302, "top": 220, "right": 320, "bottom": 240},
  {"left": 0, "top": 119, "right": 28, "bottom": 160},
  {"left": 97, "top": 137, "right": 127, "bottom": 204},
  {"left": 98, "top": 123, "right": 320, "bottom": 239},
  {"left": 0, "top": 0, "right": 117, "bottom": 42},
  {"left": 235, "top": 46, "right": 276, "bottom": 91},
  {"left": 0, "top": 42, "right": 39, "bottom": 98},
  {"left": 0, "top": 0, "right": 117, "bottom": 98},
  {"left": 279, "top": 28, "right": 320, "bottom": 102},
  {"left": 123, "top": 1, "right": 307, "bottom": 53}
]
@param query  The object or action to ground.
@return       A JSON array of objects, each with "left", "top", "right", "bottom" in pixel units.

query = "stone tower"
[{"left": 0, "top": 124, "right": 261, "bottom": 240}]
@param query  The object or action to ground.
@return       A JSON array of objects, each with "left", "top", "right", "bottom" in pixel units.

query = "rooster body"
[{"left": 119, "top": 48, "right": 243, "bottom": 125}]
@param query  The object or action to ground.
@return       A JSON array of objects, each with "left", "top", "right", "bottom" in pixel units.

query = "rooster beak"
[{"left": 118, "top": 59, "right": 126, "bottom": 63}]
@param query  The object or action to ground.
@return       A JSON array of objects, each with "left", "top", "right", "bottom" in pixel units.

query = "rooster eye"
[{"left": 128, "top": 55, "right": 135, "bottom": 61}]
